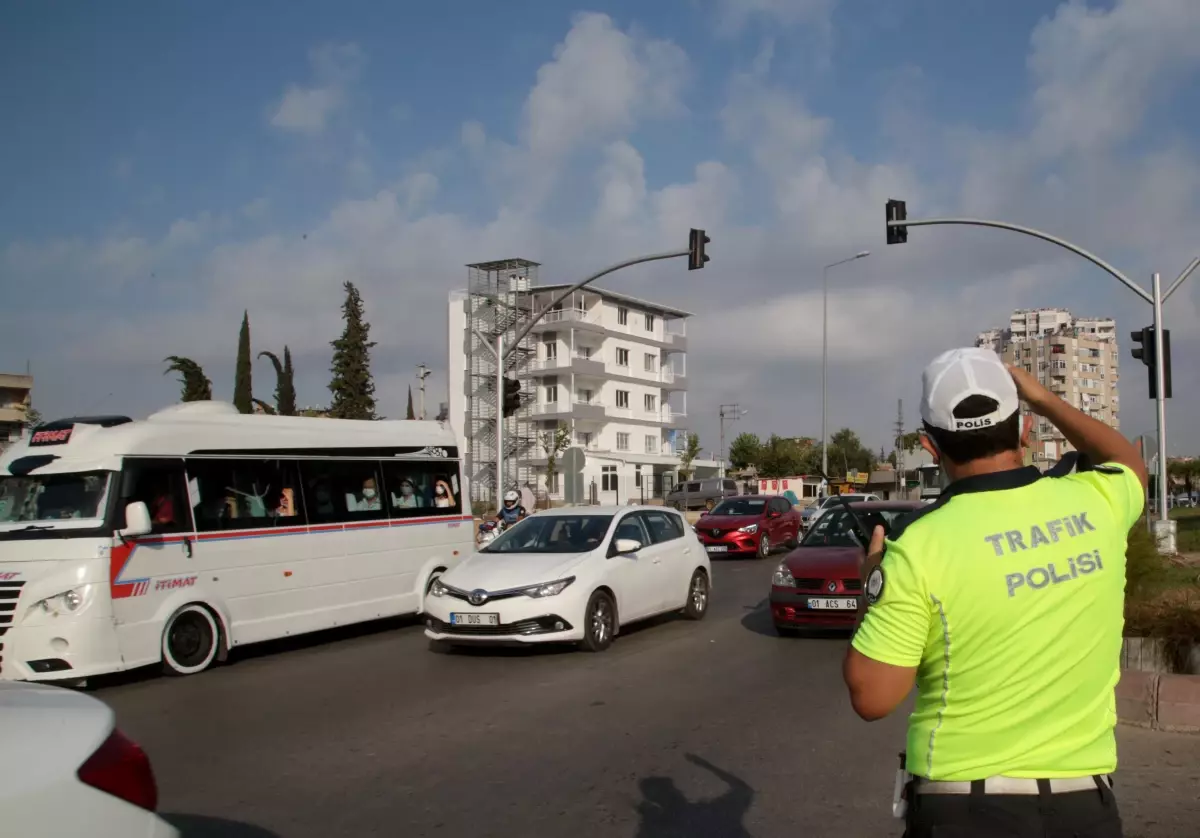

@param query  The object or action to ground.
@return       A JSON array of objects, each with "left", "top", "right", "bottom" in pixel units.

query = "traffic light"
[
  {"left": 502, "top": 377, "right": 522, "bottom": 417},
  {"left": 688, "top": 228, "right": 711, "bottom": 270},
  {"left": 1130, "top": 326, "right": 1173, "bottom": 399},
  {"left": 886, "top": 199, "right": 908, "bottom": 245}
]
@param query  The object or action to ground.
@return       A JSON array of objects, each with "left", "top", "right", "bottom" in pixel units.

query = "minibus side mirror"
[{"left": 119, "top": 501, "right": 152, "bottom": 539}]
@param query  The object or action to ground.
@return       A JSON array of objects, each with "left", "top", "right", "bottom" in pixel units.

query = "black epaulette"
[{"left": 1046, "top": 451, "right": 1123, "bottom": 477}]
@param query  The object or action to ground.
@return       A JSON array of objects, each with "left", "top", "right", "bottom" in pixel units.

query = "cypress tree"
[
  {"left": 233, "top": 311, "right": 253, "bottom": 414},
  {"left": 328, "top": 281, "right": 377, "bottom": 420},
  {"left": 164, "top": 356, "right": 213, "bottom": 402},
  {"left": 406, "top": 385, "right": 416, "bottom": 420},
  {"left": 280, "top": 346, "right": 297, "bottom": 416}
]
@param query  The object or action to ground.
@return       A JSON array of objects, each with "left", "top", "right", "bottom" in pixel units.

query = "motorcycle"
[{"left": 477, "top": 519, "right": 505, "bottom": 545}]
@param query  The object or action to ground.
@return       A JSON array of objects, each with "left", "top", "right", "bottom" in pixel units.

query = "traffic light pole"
[
  {"left": 476, "top": 236, "right": 708, "bottom": 504},
  {"left": 885, "top": 209, "right": 1198, "bottom": 551}
]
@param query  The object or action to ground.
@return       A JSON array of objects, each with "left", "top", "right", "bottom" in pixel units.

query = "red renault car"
[
  {"left": 694, "top": 495, "right": 802, "bottom": 559},
  {"left": 770, "top": 500, "right": 923, "bottom": 634}
]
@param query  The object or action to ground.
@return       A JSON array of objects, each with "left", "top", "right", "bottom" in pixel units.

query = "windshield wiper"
[{"left": 15, "top": 524, "right": 55, "bottom": 531}]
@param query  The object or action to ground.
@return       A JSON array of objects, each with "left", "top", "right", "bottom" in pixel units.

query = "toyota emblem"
[
  {"left": 827, "top": 580, "right": 837, "bottom": 593},
  {"left": 468, "top": 589, "right": 488, "bottom": 606}
]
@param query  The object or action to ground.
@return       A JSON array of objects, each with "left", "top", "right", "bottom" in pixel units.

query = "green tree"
[
  {"left": 233, "top": 311, "right": 253, "bottom": 414},
  {"left": 728, "top": 432, "right": 762, "bottom": 470},
  {"left": 541, "top": 423, "right": 571, "bottom": 494},
  {"left": 23, "top": 406, "right": 42, "bottom": 429},
  {"left": 406, "top": 385, "right": 416, "bottom": 420},
  {"left": 827, "top": 428, "right": 875, "bottom": 476},
  {"left": 895, "top": 431, "right": 923, "bottom": 452},
  {"left": 258, "top": 347, "right": 297, "bottom": 416},
  {"left": 163, "top": 356, "right": 213, "bottom": 402},
  {"left": 678, "top": 432, "right": 702, "bottom": 480},
  {"left": 328, "top": 281, "right": 378, "bottom": 420},
  {"left": 757, "top": 434, "right": 816, "bottom": 478},
  {"left": 251, "top": 398, "right": 276, "bottom": 415}
]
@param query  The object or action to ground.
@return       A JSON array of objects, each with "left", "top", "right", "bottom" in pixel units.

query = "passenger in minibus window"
[
  {"left": 433, "top": 479, "right": 455, "bottom": 508},
  {"left": 392, "top": 477, "right": 424, "bottom": 509}
]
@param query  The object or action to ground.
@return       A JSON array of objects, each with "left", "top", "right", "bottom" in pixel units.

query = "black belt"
[{"left": 912, "top": 775, "right": 1113, "bottom": 795}]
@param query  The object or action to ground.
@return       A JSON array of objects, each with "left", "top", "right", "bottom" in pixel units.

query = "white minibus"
[{"left": 0, "top": 401, "right": 473, "bottom": 682}]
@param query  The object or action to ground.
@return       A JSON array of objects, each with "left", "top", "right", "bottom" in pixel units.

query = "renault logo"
[
  {"left": 468, "top": 589, "right": 488, "bottom": 606},
  {"left": 712, "top": 529, "right": 720, "bottom": 537},
  {"left": 827, "top": 580, "right": 837, "bottom": 593}
]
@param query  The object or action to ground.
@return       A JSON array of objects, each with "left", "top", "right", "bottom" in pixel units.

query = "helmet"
[{"left": 503, "top": 490, "right": 519, "bottom": 507}]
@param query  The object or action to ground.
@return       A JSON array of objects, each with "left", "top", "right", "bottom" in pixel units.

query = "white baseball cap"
[{"left": 920, "top": 347, "right": 1019, "bottom": 433}]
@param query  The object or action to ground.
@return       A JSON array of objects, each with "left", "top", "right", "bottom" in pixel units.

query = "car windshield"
[
  {"left": 710, "top": 498, "right": 766, "bottom": 516},
  {"left": 0, "top": 471, "right": 114, "bottom": 527},
  {"left": 480, "top": 514, "right": 614, "bottom": 554},
  {"left": 799, "top": 507, "right": 911, "bottom": 548}
]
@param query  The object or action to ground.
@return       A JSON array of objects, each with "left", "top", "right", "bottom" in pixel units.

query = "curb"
[{"left": 1116, "top": 671, "right": 1200, "bottom": 733}]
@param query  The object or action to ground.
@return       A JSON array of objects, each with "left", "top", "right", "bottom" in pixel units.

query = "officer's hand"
[
  {"left": 860, "top": 525, "right": 885, "bottom": 578},
  {"left": 1006, "top": 364, "right": 1056, "bottom": 415}
]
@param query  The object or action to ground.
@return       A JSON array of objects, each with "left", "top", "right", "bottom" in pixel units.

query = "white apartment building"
[
  {"left": 448, "top": 285, "right": 714, "bottom": 505},
  {"left": 976, "top": 308, "right": 1119, "bottom": 464}
]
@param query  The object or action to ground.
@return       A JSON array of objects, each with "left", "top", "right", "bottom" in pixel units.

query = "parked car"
[
  {"left": 665, "top": 478, "right": 740, "bottom": 511},
  {"left": 424, "top": 506, "right": 711, "bottom": 652},
  {"left": 770, "top": 500, "right": 923, "bottom": 635},
  {"left": 799, "top": 492, "right": 881, "bottom": 530},
  {"left": 693, "top": 495, "right": 802, "bottom": 559},
  {"left": 1, "top": 681, "right": 179, "bottom": 837}
]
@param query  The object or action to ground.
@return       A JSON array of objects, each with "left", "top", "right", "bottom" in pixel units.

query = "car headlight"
[
  {"left": 430, "top": 579, "right": 449, "bottom": 598},
  {"left": 34, "top": 586, "right": 90, "bottom": 616},
  {"left": 520, "top": 577, "right": 575, "bottom": 598},
  {"left": 738, "top": 523, "right": 759, "bottom": 534},
  {"left": 771, "top": 564, "right": 795, "bottom": 587}
]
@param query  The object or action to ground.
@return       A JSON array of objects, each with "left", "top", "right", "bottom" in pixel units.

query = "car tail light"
[{"left": 77, "top": 728, "right": 159, "bottom": 811}]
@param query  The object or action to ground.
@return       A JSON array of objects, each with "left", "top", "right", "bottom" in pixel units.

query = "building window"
[
  {"left": 617, "top": 433, "right": 630, "bottom": 451},
  {"left": 545, "top": 384, "right": 558, "bottom": 404},
  {"left": 644, "top": 394, "right": 656, "bottom": 412},
  {"left": 616, "top": 390, "right": 630, "bottom": 409},
  {"left": 645, "top": 313, "right": 655, "bottom": 331},
  {"left": 616, "top": 348, "right": 629, "bottom": 366},
  {"left": 601, "top": 465, "right": 617, "bottom": 492},
  {"left": 617, "top": 307, "right": 628, "bottom": 326},
  {"left": 547, "top": 472, "right": 560, "bottom": 493},
  {"left": 634, "top": 466, "right": 643, "bottom": 488},
  {"left": 645, "top": 435, "right": 657, "bottom": 454},
  {"left": 544, "top": 341, "right": 557, "bottom": 362},
  {"left": 644, "top": 353, "right": 656, "bottom": 372},
  {"left": 577, "top": 431, "right": 592, "bottom": 447}
]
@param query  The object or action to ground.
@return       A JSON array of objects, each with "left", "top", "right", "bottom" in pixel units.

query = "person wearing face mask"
[
  {"left": 393, "top": 478, "right": 421, "bottom": 509},
  {"left": 842, "top": 347, "right": 1146, "bottom": 838},
  {"left": 433, "top": 480, "right": 455, "bottom": 508},
  {"left": 358, "top": 477, "right": 382, "bottom": 512}
]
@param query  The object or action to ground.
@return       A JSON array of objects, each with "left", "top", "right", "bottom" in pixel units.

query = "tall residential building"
[
  {"left": 448, "top": 283, "right": 709, "bottom": 506},
  {"left": 976, "top": 308, "right": 1119, "bottom": 463},
  {"left": 0, "top": 373, "right": 34, "bottom": 451}
]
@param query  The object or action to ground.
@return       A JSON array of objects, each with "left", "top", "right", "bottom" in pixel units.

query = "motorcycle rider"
[{"left": 495, "top": 490, "right": 527, "bottom": 527}]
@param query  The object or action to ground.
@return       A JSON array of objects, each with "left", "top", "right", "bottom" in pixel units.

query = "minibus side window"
[
  {"left": 186, "top": 459, "right": 305, "bottom": 532},
  {"left": 124, "top": 459, "right": 191, "bottom": 535},
  {"left": 299, "top": 460, "right": 387, "bottom": 525},
  {"left": 381, "top": 460, "right": 462, "bottom": 518}
]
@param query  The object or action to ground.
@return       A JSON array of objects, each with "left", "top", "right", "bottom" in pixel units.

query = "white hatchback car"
[
  {"left": 0, "top": 681, "right": 179, "bottom": 837},
  {"left": 424, "top": 506, "right": 711, "bottom": 652}
]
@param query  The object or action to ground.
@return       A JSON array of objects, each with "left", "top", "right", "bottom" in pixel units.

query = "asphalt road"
[{"left": 97, "top": 560, "right": 1200, "bottom": 838}]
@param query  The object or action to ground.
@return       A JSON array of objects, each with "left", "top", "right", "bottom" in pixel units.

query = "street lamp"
[
  {"left": 822, "top": 250, "right": 870, "bottom": 479},
  {"left": 718, "top": 404, "right": 747, "bottom": 478}
]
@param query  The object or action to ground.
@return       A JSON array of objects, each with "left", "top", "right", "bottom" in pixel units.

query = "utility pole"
[
  {"left": 415, "top": 363, "right": 432, "bottom": 420},
  {"left": 719, "top": 404, "right": 746, "bottom": 478},
  {"left": 885, "top": 199, "right": 1197, "bottom": 554},
  {"left": 894, "top": 399, "right": 904, "bottom": 500}
]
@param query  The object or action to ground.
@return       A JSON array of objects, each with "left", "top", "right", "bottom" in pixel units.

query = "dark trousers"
[{"left": 903, "top": 778, "right": 1122, "bottom": 838}]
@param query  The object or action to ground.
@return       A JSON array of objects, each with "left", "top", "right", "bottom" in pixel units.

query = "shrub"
[
  {"left": 1125, "top": 589, "right": 1200, "bottom": 672},
  {"left": 1124, "top": 524, "right": 1163, "bottom": 601}
]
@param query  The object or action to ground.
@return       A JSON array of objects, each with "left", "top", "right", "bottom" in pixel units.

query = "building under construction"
[{"left": 464, "top": 258, "right": 539, "bottom": 507}]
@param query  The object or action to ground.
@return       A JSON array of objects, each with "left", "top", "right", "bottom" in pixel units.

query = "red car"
[
  {"left": 770, "top": 500, "right": 924, "bottom": 634},
  {"left": 694, "top": 495, "right": 802, "bottom": 559}
]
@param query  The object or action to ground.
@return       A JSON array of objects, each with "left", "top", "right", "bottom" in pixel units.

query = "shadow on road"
[
  {"left": 739, "top": 597, "right": 851, "bottom": 642},
  {"left": 164, "top": 814, "right": 282, "bottom": 837},
  {"left": 635, "top": 753, "right": 754, "bottom": 838}
]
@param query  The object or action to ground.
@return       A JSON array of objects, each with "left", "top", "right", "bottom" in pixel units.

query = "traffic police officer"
[{"left": 843, "top": 347, "right": 1146, "bottom": 837}]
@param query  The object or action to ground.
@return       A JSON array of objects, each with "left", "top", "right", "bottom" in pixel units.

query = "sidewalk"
[{"left": 1116, "top": 725, "right": 1200, "bottom": 837}]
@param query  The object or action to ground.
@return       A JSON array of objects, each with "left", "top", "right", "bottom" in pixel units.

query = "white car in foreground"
[
  {"left": 1, "top": 682, "right": 179, "bottom": 837},
  {"left": 424, "top": 506, "right": 711, "bottom": 652}
]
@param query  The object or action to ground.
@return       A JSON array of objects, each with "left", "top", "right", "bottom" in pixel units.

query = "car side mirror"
[
  {"left": 119, "top": 501, "right": 152, "bottom": 539},
  {"left": 612, "top": 538, "right": 642, "bottom": 556}
]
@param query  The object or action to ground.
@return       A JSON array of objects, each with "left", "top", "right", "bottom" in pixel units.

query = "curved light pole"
[{"left": 822, "top": 251, "right": 870, "bottom": 481}]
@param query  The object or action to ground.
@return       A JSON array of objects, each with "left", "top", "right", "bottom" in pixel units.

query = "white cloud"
[
  {"left": 716, "top": 0, "right": 836, "bottom": 31},
  {"left": 268, "top": 42, "right": 364, "bottom": 134}
]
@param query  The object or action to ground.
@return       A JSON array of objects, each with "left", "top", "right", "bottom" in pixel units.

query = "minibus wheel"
[{"left": 162, "top": 604, "right": 222, "bottom": 676}]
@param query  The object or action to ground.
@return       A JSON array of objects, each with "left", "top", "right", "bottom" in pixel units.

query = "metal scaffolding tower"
[{"left": 465, "top": 258, "right": 540, "bottom": 507}]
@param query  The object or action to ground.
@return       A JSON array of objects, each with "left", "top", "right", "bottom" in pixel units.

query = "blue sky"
[{"left": 3, "top": 0, "right": 1200, "bottom": 456}]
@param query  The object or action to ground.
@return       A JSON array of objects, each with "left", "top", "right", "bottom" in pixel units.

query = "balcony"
[
  {"left": 527, "top": 309, "right": 604, "bottom": 334},
  {"left": 526, "top": 355, "right": 607, "bottom": 377},
  {"left": 530, "top": 400, "right": 607, "bottom": 422}
]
